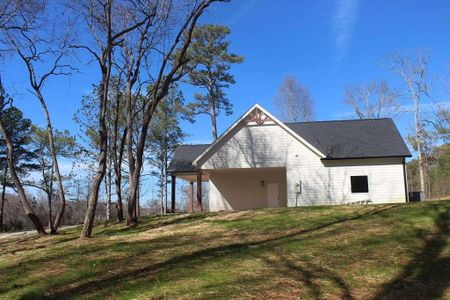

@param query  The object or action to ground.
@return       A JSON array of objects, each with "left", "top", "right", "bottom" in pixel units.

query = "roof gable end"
[{"left": 192, "top": 104, "right": 326, "bottom": 166}]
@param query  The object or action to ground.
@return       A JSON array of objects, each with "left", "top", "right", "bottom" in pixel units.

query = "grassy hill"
[{"left": 0, "top": 201, "right": 449, "bottom": 299}]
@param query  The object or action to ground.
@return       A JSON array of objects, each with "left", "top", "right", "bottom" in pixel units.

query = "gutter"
[{"left": 321, "top": 155, "right": 412, "bottom": 161}]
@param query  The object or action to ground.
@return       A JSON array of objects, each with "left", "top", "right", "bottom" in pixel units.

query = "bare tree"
[
  {"left": 4, "top": 6, "right": 76, "bottom": 233},
  {"left": 274, "top": 76, "right": 315, "bottom": 122},
  {"left": 113, "top": 2, "right": 163, "bottom": 221},
  {"left": 110, "top": 78, "right": 126, "bottom": 221},
  {"left": 0, "top": 0, "right": 51, "bottom": 236},
  {"left": 390, "top": 49, "right": 430, "bottom": 199},
  {"left": 70, "top": 0, "right": 224, "bottom": 236},
  {"left": 343, "top": 80, "right": 400, "bottom": 119},
  {"left": 125, "top": 0, "right": 225, "bottom": 226},
  {"left": 0, "top": 0, "right": 44, "bottom": 35},
  {"left": 73, "top": 76, "right": 126, "bottom": 222},
  {"left": 69, "top": 0, "right": 156, "bottom": 238}
]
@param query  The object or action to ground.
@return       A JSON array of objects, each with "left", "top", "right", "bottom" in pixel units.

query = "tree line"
[
  {"left": 274, "top": 51, "right": 449, "bottom": 200},
  {"left": 0, "top": 0, "right": 243, "bottom": 236}
]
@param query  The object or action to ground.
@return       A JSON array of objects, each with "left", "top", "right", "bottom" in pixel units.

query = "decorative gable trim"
[
  {"left": 192, "top": 104, "right": 326, "bottom": 167},
  {"left": 244, "top": 107, "right": 276, "bottom": 125}
]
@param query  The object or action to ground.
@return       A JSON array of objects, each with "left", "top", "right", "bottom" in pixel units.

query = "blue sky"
[
  {"left": 2, "top": 0, "right": 450, "bottom": 199},
  {"left": 3, "top": 0, "right": 450, "bottom": 142}
]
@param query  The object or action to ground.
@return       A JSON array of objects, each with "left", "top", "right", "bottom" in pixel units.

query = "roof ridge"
[
  {"left": 284, "top": 118, "right": 392, "bottom": 125},
  {"left": 179, "top": 143, "right": 211, "bottom": 146}
]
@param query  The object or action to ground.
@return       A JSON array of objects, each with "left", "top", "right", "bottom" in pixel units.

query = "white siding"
[{"left": 198, "top": 122, "right": 407, "bottom": 211}]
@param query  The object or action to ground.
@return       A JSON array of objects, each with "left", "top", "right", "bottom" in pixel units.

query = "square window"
[{"left": 351, "top": 176, "right": 368, "bottom": 193}]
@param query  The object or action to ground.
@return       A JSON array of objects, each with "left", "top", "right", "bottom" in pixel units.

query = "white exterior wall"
[{"left": 198, "top": 123, "right": 407, "bottom": 211}]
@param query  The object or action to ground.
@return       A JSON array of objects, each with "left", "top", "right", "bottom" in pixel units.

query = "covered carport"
[
  {"left": 207, "top": 167, "right": 287, "bottom": 211},
  {"left": 167, "top": 144, "right": 210, "bottom": 212}
]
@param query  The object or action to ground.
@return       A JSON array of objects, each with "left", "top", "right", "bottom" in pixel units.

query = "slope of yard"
[{"left": 0, "top": 201, "right": 449, "bottom": 299}]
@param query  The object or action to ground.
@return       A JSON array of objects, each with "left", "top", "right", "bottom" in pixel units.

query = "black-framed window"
[{"left": 351, "top": 176, "right": 369, "bottom": 193}]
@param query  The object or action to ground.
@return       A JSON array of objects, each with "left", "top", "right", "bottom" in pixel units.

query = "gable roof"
[
  {"left": 191, "top": 104, "right": 326, "bottom": 167},
  {"left": 168, "top": 105, "right": 411, "bottom": 174},
  {"left": 167, "top": 144, "right": 209, "bottom": 173},
  {"left": 285, "top": 118, "right": 411, "bottom": 159}
]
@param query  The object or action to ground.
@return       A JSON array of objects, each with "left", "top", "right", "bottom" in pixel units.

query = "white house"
[{"left": 168, "top": 104, "right": 411, "bottom": 212}]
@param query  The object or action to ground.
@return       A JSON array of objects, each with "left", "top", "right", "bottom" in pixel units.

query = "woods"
[{"left": 0, "top": 0, "right": 231, "bottom": 236}]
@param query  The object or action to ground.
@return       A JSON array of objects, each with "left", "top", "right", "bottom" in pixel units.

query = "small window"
[{"left": 351, "top": 176, "right": 368, "bottom": 193}]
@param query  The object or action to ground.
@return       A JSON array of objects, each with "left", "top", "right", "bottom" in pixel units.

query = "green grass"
[{"left": 0, "top": 200, "right": 449, "bottom": 299}]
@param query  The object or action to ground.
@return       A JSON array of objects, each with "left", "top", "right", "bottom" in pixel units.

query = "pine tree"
[
  {"left": 0, "top": 85, "right": 38, "bottom": 231},
  {"left": 186, "top": 24, "right": 243, "bottom": 140}
]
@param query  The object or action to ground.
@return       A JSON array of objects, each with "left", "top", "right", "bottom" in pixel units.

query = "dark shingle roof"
[
  {"left": 285, "top": 118, "right": 411, "bottom": 159},
  {"left": 168, "top": 118, "right": 411, "bottom": 173},
  {"left": 167, "top": 144, "right": 210, "bottom": 173}
]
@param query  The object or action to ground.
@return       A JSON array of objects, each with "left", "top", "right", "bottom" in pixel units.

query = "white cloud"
[
  {"left": 229, "top": 0, "right": 260, "bottom": 25},
  {"left": 332, "top": 100, "right": 450, "bottom": 120},
  {"left": 331, "top": 0, "right": 359, "bottom": 64},
  {"left": 397, "top": 100, "right": 450, "bottom": 115}
]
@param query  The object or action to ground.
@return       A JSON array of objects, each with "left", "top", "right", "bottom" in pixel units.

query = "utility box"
[{"left": 409, "top": 192, "right": 424, "bottom": 202}]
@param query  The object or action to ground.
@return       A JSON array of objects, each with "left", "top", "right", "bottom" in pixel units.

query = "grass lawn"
[{"left": 0, "top": 200, "right": 449, "bottom": 299}]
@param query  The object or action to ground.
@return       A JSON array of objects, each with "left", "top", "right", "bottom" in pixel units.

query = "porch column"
[
  {"left": 189, "top": 182, "right": 194, "bottom": 212},
  {"left": 197, "top": 169, "right": 202, "bottom": 212},
  {"left": 171, "top": 175, "right": 176, "bottom": 213}
]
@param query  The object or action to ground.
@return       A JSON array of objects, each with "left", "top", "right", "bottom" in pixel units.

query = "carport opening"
[{"left": 208, "top": 167, "right": 287, "bottom": 211}]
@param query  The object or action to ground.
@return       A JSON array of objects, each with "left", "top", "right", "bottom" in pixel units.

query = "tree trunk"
[
  {"left": 136, "top": 179, "right": 140, "bottom": 217},
  {"left": 108, "top": 167, "right": 112, "bottom": 219},
  {"left": 0, "top": 180, "right": 6, "bottom": 232},
  {"left": 81, "top": 72, "right": 111, "bottom": 236},
  {"left": 112, "top": 110, "right": 126, "bottom": 222},
  {"left": 160, "top": 170, "right": 164, "bottom": 215},
  {"left": 128, "top": 101, "right": 157, "bottom": 225},
  {"left": 171, "top": 175, "right": 176, "bottom": 213},
  {"left": 105, "top": 172, "right": 110, "bottom": 221},
  {"left": 210, "top": 103, "right": 218, "bottom": 141},
  {"left": 0, "top": 119, "right": 47, "bottom": 236},
  {"left": 160, "top": 163, "right": 166, "bottom": 215},
  {"left": 163, "top": 162, "right": 167, "bottom": 214},
  {"left": 126, "top": 81, "right": 137, "bottom": 224},
  {"left": 113, "top": 161, "right": 124, "bottom": 221},
  {"left": 189, "top": 181, "right": 194, "bottom": 212},
  {"left": 81, "top": 97, "right": 108, "bottom": 237},
  {"left": 80, "top": 0, "right": 114, "bottom": 238},
  {"left": 413, "top": 96, "right": 427, "bottom": 200},
  {"left": 47, "top": 191, "right": 54, "bottom": 233},
  {"left": 49, "top": 165, "right": 57, "bottom": 234},
  {"left": 105, "top": 157, "right": 112, "bottom": 221},
  {"left": 34, "top": 90, "right": 66, "bottom": 232}
]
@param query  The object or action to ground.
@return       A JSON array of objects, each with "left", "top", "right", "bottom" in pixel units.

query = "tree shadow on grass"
[
  {"left": 40, "top": 205, "right": 397, "bottom": 299},
  {"left": 259, "top": 251, "right": 354, "bottom": 299},
  {"left": 0, "top": 234, "right": 79, "bottom": 255},
  {"left": 371, "top": 207, "right": 450, "bottom": 300},
  {"left": 0, "top": 231, "right": 201, "bottom": 292},
  {"left": 98, "top": 212, "right": 212, "bottom": 236}
]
